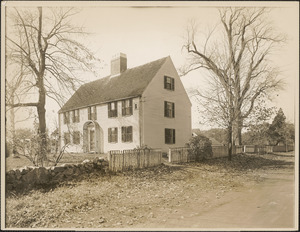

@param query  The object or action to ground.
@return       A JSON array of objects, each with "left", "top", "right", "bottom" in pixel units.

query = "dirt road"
[{"left": 134, "top": 167, "right": 295, "bottom": 229}]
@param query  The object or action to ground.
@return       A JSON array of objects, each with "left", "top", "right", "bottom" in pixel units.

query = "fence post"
[{"left": 168, "top": 148, "right": 171, "bottom": 163}]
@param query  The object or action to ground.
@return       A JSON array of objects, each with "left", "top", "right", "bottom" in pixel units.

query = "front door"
[{"left": 89, "top": 129, "right": 95, "bottom": 152}]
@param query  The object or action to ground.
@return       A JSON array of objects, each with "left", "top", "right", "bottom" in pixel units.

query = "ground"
[
  {"left": 5, "top": 152, "right": 296, "bottom": 229},
  {"left": 6, "top": 152, "right": 104, "bottom": 171}
]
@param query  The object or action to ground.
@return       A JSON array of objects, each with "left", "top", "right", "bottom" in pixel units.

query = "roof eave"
[{"left": 58, "top": 94, "right": 142, "bottom": 113}]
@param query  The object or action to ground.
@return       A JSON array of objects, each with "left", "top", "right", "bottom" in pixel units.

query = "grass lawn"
[{"left": 5, "top": 152, "right": 108, "bottom": 171}]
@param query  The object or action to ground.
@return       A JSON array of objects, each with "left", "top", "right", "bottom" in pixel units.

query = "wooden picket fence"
[
  {"left": 169, "top": 145, "right": 244, "bottom": 163},
  {"left": 244, "top": 145, "right": 294, "bottom": 154},
  {"left": 272, "top": 145, "right": 294, "bottom": 152},
  {"left": 168, "top": 147, "right": 194, "bottom": 163},
  {"left": 109, "top": 148, "right": 162, "bottom": 172}
]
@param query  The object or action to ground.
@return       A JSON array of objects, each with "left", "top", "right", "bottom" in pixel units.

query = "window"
[
  {"left": 108, "top": 102, "right": 118, "bottom": 118},
  {"left": 122, "top": 99, "right": 133, "bottom": 116},
  {"left": 165, "top": 128, "right": 175, "bottom": 144},
  {"left": 73, "top": 131, "right": 80, "bottom": 144},
  {"left": 72, "top": 109, "right": 80, "bottom": 123},
  {"left": 164, "top": 101, "right": 175, "bottom": 118},
  {"left": 63, "top": 112, "right": 70, "bottom": 124},
  {"left": 64, "top": 132, "right": 70, "bottom": 145},
  {"left": 88, "top": 106, "right": 97, "bottom": 120},
  {"left": 164, "top": 76, "right": 175, "bottom": 91},
  {"left": 108, "top": 127, "right": 118, "bottom": 143},
  {"left": 122, "top": 126, "right": 133, "bottom": 142}
]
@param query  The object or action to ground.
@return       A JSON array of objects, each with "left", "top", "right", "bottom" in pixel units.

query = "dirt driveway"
[{"left": 133, "top": 169, "right": 295, "bottom": 229}]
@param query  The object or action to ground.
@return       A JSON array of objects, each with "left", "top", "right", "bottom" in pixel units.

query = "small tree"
[
  {"left": 187, "top": 135, "right": 213, "bottom": 162},
  {"left": 242, "top": 122, "right": 270, "bottom": 145},
  {"left": 268, "top": 108, "right": 288, "bottom": 146}
]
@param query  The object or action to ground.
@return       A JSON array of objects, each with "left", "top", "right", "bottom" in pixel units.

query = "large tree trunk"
[
  {"left": 36, "top": 7, "right": 47, "bottom": 167},
  {"left": 233, "top": 115, "right": 243, "bottom": 145},
  {"left": 237, "top": 119, "right": 243, "bottom": 145},
  {"left": 37, "top": 87, "right": 47, "bottom": 166},
  {"left": 228, "top": 123, "right": 233, "bottom": 161}
]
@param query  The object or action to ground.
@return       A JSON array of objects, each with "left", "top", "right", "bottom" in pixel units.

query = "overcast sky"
[{"left": 4, "top": 1, "right": 299, "bottom": 132}]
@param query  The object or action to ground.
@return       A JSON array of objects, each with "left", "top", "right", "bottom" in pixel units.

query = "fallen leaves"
[{"left": 5, "top": 153, "right": 294, "bottom": 228}]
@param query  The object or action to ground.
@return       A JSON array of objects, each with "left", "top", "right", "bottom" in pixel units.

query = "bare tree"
[
  {"left": 6, "top": 7, "right": 99, "bottom": 166},
  {"left": 182, "top": 7, "right": 285, "bottom": 160}
]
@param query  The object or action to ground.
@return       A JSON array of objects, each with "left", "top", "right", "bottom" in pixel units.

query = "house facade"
[{"left": 58, "top": 53, "right": 192, "bottom": 153}]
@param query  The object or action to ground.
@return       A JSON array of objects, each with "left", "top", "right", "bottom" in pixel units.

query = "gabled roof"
[
  {"left": 59, "top": 56, "right": 169, "bottom": 113},
  {"left": 192, "top": 129, "right": 223, "bottom": 146}
]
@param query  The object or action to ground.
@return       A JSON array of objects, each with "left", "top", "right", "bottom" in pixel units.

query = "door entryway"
[{"left": 83, "top": 121, "right": 103, "bottom": 153}]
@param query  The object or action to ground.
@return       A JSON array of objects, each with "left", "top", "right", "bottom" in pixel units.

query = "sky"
[{"left": 3, "top": 1, "right": 299, "bottom": 133}]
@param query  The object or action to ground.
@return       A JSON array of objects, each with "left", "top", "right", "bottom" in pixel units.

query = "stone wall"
[{"left": 6, "top": 157, "right": 109, "bottom": 194}]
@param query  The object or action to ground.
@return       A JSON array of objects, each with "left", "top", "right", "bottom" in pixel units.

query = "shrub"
[{"left": 186, "top": 135, "right": 213, "bottom": 161}]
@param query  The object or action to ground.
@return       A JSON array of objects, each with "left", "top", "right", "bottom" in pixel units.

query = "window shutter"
[
  {"left": 72, "top": 111, "right": 75, "bottom": 123},
  {"left": 108, "top": 103, "right": 111, "bottom": 118},
  {"left": 165, "top": 129, "right": 168, "bottom": 144},
  {"left": 173, "top": 129, "right": 176, "bottom": 144},
  {"left": 122, "top": 101, "right": 125, "bottom": 116},
  {"left": 172, "top": 103, "right": 175, "bottom": 118},
  {"left": 88, "top": 107, "right": 91, "bottom": 120},
  {"left": 129, "top": 99, "right": 133, "bottom": 115},
  {"left": 114, "top": 102, "right": 118, "bottom": 117},
  {"left": 164, "top": 101, "right": 167, "bottom": 117},
  {"left": 171, "top": 78, "right": 175, "bottom": 90},
  {"left": 108, "top": 128, "right": 111, "bottom": 142},
  {"left": 77, "top": 110, "right": 80, "bottom": 122},
  {"left": 122, "top": 127, "right": 125, "bottom": 142},
  {"left": 115, "top": 128, "right": 118, "bottom": 142},
  {"left": 164, "top": 76, "right": 167, "bottom": 89}
]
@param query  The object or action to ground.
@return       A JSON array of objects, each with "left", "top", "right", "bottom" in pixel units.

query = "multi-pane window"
[
  {"left": 164, "top": 76, "right": 175, "bottom": 91},
  {"left": 122, "top": 126, "right": 133, "bottom": 142},
  {"left": 164, "top": 101, "right": 175, "bottom": 118},
  {"left": 88, "top": 106, "right": 97, "bottom": 120},
  {"left": 63, "top": 112, "right": 70, "bottom": 124},
  {"left": 72, "top": 109, "right": 80, "bottom": 123},
  {"left": 108, "top": 127, "right": 118, "bottom": 143},
  {"left": 73, "top": 131, "right": 80, "bottom": 144},
  {"left": 64, "top": 132, "right": 71, "bottom": 145},
  {"left": 122, "top": 99, "right": 133, "bottom": 116},
  {"left": 108, "top": 102, "right": 118, "bottom": 118},
  {"left": 165, "top": 128, "right": 175, "bottom": 144}
]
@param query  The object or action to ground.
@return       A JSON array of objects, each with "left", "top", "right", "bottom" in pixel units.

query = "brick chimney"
[{"left": 111, "top": 53, "right": 127, "bottom": 76}]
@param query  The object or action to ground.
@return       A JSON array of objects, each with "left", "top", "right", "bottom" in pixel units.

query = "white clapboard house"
[{"left": 58, "top": 53, "right": 192, "bottom": 153}]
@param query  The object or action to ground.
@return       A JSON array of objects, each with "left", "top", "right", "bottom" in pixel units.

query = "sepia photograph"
[{"left": 1, "top": 1, "right": 299, "bottom": 230}]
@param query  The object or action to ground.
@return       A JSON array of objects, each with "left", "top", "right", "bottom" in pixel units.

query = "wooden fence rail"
[
  {"left": 243, "top": 145, "right": 294, "bottom": 154},
  {"left": 109, "top": 149, "right": 162, "bottom": 172}
]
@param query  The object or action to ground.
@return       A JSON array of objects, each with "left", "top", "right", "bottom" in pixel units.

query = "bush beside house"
[{"left": 186, "top": 135, "right": 213, "bottom": 161}]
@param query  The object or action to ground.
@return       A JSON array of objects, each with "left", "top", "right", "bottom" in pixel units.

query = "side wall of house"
[
  {"left": 59, "top": 97, "right": 141, "bottom": 153},
  {"left": 141, "top": 57, "right": 192, "bottom": 153}
]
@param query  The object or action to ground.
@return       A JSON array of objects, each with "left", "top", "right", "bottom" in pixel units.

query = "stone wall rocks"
[{"left": 6, "top": 157, "right": 109, "bottom": 194}]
